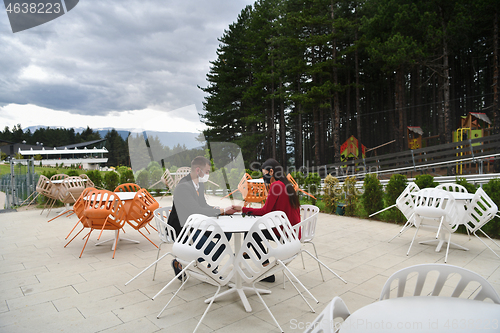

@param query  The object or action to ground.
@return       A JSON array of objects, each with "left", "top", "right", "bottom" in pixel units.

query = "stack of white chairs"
[
  {"left": 235, "top": 211, "right": 318, "bottom": 332},
  {"left": 294, "top": 205, "right": 346, "bottom": 283},
  {"left": 462, "top": 188, "right": 500, "bottom": 259},
  {"left": 125, "top": 207, "right": 177, "bottom": 285},
  {"left": 388, "top": 182, "right": 420, "bottom": 242},
  {"left": 406, "top": 188, "right": 464, "bottom": 262},
  {"left": 152, "top": 214, "right": 234, "bottom": 333}
]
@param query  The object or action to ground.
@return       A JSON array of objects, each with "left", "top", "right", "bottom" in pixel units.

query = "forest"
[{"left": 199, "top": 0, "right": 500, "bottom": 169}]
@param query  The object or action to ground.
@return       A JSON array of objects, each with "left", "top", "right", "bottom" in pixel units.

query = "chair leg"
[
  {"left": 308, "top": 241, "right": 325, "bottom": 281},
  {"left": 475, "top": 230, "right": 500, "bottom": 259},
  {"left": 152, "top": 261, "right": 195, "bottom": 300},
  {"left": 192, "top": 286, "right": 221, "bottom": 333},
  {"left": 282, "top": 270, "right": 316, "bottom": 312},
  {"left": 156, "top": 275, "right": 191, "bottom": 318},
  {"left": 48, "top": 209, "right": 73, "bottom": 223},
  {"left": 79, "top": 229, "right": 94, "bottom": 258},
  {"left": 64, "top": 226, "right": 85, "bottom": 247},
  {"left": 252, "top": 281, "right": 284, "bottom": 333},
  {"left": 137, "top": 229, "right": 159, "bottom": 248},
  {"left": 388, "top": 216, "right": 413, "bottom": 242},
  {"left": 300, "top": 249, "right": 347, "bottom": 284},
  {"left": 112, "top": 229, "right": 120, "bottom": 259},
  {"left": 444, "top": 231, "right": 452, "bottom": 263},
  {"left": 125, "top": 251, "right": 173, "bottom": 285},
  {"left": 407, "top": 224, "right": 421, "bottom": 256},
  {"left": 279, "top": 261, "right": 319, "bottom": 305},
  {"left": 66, "top": 218, "right": 83, "bottom": 239}
]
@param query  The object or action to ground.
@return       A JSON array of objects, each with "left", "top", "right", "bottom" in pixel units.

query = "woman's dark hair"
[{"left": 261, "top": 158, "right": 300, "bottom": 208}]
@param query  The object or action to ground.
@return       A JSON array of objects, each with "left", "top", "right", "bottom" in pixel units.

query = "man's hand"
[
  {"left": 223, "top": 206, "right": 239, "bottom": 215},
  {"left": 231, "top": 205, "right": 242, "bottom": 212}
]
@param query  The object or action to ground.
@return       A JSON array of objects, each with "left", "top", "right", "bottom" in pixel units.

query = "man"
[{"left": 168, "top": 156, "right": 237, "bottom": 278}]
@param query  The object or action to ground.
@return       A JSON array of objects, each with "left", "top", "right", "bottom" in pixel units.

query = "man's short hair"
[{"left": 191, "top": 156, "right": 211, "bottom": 169}]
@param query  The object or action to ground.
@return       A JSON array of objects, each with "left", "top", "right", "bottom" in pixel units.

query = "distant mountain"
[{"left": 24, "top": 126, "right": 203, "bottom": 149}]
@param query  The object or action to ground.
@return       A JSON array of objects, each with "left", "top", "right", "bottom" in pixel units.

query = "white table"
[
  {"left": 204, "top": 214, "right": 271, "bottom": 312},
  {"left": 85, "top": 191, "right": 140, "bottom": 250},
  {"left": 247, "top": 178, "right": 264, "bottom": 183},
  {"left": 340, "top": 297, "right": 500, "bottom": 333}
]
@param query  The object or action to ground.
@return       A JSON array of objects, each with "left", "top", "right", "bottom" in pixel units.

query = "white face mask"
[{"left": 198, "top": 173, "right": 210, "bottom": 183}]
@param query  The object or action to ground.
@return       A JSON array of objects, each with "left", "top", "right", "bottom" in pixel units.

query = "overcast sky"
[{"left": 0, "top": 0, "right": 254, "bottom": 133}]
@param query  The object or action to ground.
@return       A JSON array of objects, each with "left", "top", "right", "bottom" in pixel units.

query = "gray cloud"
[{"left": 0, "top": 0, "right": 253, "bottom": 120}]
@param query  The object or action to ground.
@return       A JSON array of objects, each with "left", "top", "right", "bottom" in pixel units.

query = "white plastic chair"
[
  {"left": 235, "top": 211, "right": 318, "bottom": 332},
  {"left": 380, "top": 263, "right": 500, "bottom": 304},
  {"left": 406, "top": 188, "right": 464, "bottom": 263},
  {"left": 304, "top": 296, "right": 351, "bottom": 333},
  {"left": 125, "top": 207, "right": 177, "bottom": 285},
  {"left": 462, "top": 188, "right": 500, "bottom": 259},
  {"left": 152, "top": 214, "right": 234, "bottom": 333},
  {"left": 388, "top": 182, "right": 420, "bottom": 242},
  {"left": 436, "top": 183, "right": 468, "bottom": 193},
  {"left": 294, "top": 205, "right": 346, "bottom": 283}
]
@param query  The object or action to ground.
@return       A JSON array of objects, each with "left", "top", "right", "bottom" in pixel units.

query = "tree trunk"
[
  {"left": 279, "top": 78, "right": 286, "bottom": 166},
  {"left": 493, "top": 10, "right": 499, "bottom": 134},
  {"left": 395, "top": 66, "right": 405, "bottom": 152},
  {"left": 331, "top": 0, "right": 340, "bottom": 163}
]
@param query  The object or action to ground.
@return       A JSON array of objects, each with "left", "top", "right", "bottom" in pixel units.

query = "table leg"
[
  {"left": 204, "top": 232, "right": 271, "bottom": 312},
  {"left": 95, "top": 230, "right": 140, "bottom": 251}
]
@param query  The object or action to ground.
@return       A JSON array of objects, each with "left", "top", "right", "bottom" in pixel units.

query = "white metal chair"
[
  {"left": 462, "top": 188, "right": 500, "bottom": 259},
  {"left": 235, "top": 211, "right": 318, "bottom": 332},
  {"left": 380, "top": 263, "right": 500, "bottom": 303},
  {"left": 388, "top": 182, "right": 420, "bottom": 242},
  {"left": 406, "top": 188, "right": 464, "bottom": 263},
  {"left": 304, "top": 296, "right": 351, "bottom": 333},
  {"left": 294, "top": 205, "right": 346, "bottom": 283},
  {"left": 436, "top": 183, "right": 468, "bottom": 193},
  {"left": 125, "top": 207, "right": 177, "bottom": 285},
  {"left": 152, "top": 214, "right": 234, "bottom": 333}
]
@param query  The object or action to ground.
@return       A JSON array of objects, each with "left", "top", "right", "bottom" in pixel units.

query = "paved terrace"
[{"left": 1, "top": 195, "right": 499, "bottom": 333}]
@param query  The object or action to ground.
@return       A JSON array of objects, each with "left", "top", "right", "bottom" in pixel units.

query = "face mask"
[
  {"left": 262, "top": 173, "right": 272, "bottom": 184},
  {"left": 198, "top": 173, "right": 210, "bottom": 183}
]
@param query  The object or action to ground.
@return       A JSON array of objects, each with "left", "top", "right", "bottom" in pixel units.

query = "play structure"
[{"left": 340, "top": 136, "right": 366, "bottom": 162}]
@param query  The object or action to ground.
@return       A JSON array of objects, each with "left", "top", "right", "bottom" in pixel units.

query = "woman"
[
  {"left": 235, "top": 158, "right": 300, "bottom": 226},
  {"left": 233, "top": 158, "right": 301, "bottom": 282}
]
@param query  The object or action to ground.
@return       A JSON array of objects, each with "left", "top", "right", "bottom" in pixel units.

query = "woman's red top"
[{"left": 242, "top": 180, "right": 301, "bottom": 235}]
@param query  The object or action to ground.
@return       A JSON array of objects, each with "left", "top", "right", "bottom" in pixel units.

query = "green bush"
[
  {"left": 66, "top": 169, "right": 79, "bottom": 177},
  {"left": 343, "top": 176, "right": 360, "bottom": 216},
  {"left": 86, "top": 170, "right": 103, "bottom": 188},
  {"left": 362, "top": 174, "right": 384, "bottom": 217},
  {"left": 304, "top": 172, "right": 321, "bottom": 204},
  {"left": 415, "top": 174, "right": 437, "bottom": 189},
  {"left": 455, "top": 177, "right": 477, "bottom": 193},
  {"left": 322, "top": 174, "right": 341, "bottom": 213},
  {"left": 385, "top": 174, "right": 408, "bottom": 222},
  {"left": 119, "top": 168, "right": 135, "bottom": 184},
  {"left": 136, "top": 169, "right": 150, "bottom": 188},
  {"left": 103, "top": 171, "right": 120, "bottom": 191},
  {"left": 483, "top": 178, "right": 500, "bottom": 238}
]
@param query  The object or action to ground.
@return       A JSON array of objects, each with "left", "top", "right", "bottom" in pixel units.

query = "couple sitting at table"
[{"left": 167, "top": 156, "right": 300, "bottom": 283}]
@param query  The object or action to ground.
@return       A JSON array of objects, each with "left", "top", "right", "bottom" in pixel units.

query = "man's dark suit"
[{"left": 167, "top": 174, "right": 220, "bottom": 235}]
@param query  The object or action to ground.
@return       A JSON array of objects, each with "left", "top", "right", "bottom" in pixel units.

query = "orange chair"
[
  {"left": 114, "top": 183, "right": 141, "bottom": 192},
  {"left": 287, "top": 174, "right": 316, "bottom": 200},
  {"left": 64, "top": 187, "right": 95, "bottom": 240},
  {"left": 222, "top": 173, "right": 252, "bottom": 200},
  {"left": 64, "top": 189, "right": 126, "bottom": 259},
  {"left": 244, "top": 181, "right": 268, "bottom": 207},
  {"left": 125, "top": 188, "right": 160, "bottom": 248}
]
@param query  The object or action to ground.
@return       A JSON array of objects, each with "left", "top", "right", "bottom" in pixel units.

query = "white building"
[{"left": 18, "top": 146, "right": 108, "bottom": 170}]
